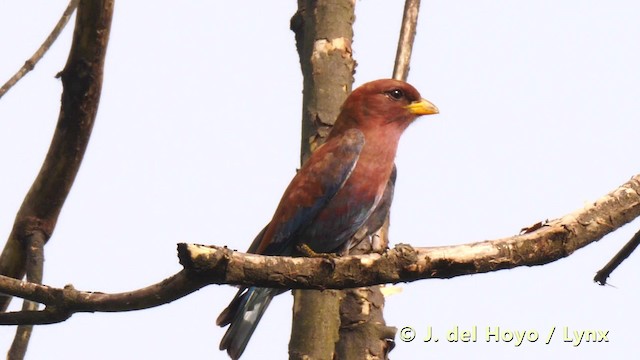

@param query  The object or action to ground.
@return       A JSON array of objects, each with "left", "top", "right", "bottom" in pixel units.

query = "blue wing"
[{"left": 253, "top": 128, "right": 365, "bottom": 255}]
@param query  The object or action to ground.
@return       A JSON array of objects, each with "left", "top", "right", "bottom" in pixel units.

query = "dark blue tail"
[{"left": 217, "top": 286, "right": 278, "bottom": 359}]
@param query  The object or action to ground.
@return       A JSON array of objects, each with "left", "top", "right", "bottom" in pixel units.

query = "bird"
[{"left": 217, "top": 79, "right": 438, "bottom": 359}]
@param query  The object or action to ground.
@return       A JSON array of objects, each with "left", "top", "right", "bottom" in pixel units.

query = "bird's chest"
[{"left": 339, "top": 142, "right": 396, "bottom": 212}]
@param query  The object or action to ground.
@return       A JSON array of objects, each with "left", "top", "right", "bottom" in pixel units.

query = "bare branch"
[
  {"left": 392, "top": 0, "right": 421, "bottom": 81},
  {"left": 594, "top": 226, "right": 640, "bottom": 285},
  {"left": 290, "top": 0, "right": 356, "bottom": 162},
  {"left": 0, "top": 0, "right": 114, "bottom": 312},
  {"left": 183, "top": 174, "right": 640, "bottom": 285},
  {"left": 0, "top": 174, "right": 637, "bottom": 326},
  {"left": 7, "top": 232, "right": 44, "bottom": 360},
  {"left": 0, "top": 271, "right": 206, "bottom": 325},
  {"left": 290, "top": 1, "right": 357, "bottom": 358},
  {"left": 0, "top": 0, "right": 79, "bottom": 99}
]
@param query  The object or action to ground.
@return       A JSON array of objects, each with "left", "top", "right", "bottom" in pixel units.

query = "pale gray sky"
[{"left": 1, "top": 1, "right": 638, "bottom": 359}]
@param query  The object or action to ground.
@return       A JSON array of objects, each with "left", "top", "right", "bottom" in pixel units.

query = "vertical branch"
[
  {"left": 289, "top": 1, "right": 356, "bottom": 359},
  {"left": 0, "top": 0, "right": 115, "bottom": 313},
  {"left": 393, "top": 0, "right": 421, "bottom": 82},
  {"left": 291, "top": 0, "right": 356, "bottom": 164},
  {"left": 7, "top": 233, "right": 44, "bottom": 360},
  {"left": 335, "top": 238, "right": 397, "bottom": 360}
]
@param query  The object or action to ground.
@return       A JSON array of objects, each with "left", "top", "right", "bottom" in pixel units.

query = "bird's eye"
[{"left": 386, "top": 89, "right": 404, "bottom": 101}]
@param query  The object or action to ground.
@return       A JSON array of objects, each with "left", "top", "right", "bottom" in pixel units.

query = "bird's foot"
[
  {"left": 296, "top": 244, "right": 338, "bottom": 272},
  {"left": 296, "top": 243, "right": 338, "bottom": 259}
]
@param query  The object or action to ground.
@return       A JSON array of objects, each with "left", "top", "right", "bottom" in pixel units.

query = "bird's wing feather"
[{"left": 254, "top": 129, "right": 365, "bottom": 255}]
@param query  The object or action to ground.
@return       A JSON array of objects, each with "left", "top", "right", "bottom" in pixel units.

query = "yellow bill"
[{"left": 406, "top": 98, "right": 439, "bottom": 115}]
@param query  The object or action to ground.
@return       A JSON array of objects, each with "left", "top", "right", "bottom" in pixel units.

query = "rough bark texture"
[
  {"left": 336, "top": 239, "right": 396, "bottom": 360},
  {"left": 289, "top": 1, "right": 356, "bottom": 358},
  {"left": 1, "top": 173, "right": 638, "bottom": 326},
  {"left": 291, "top": 0, "right": 356, "bottom": 162},
  {"left": 289, "top": 290, "right": 341, "bottom": 360},
  {"left": 336, "top": 287, "right": 396, "bottom": 359},
  {"left": 175, "top": 173, "right": 640, "bottom": 286},
  {"left": 0, "top": 0, "right": 114, "bottom": 312}
]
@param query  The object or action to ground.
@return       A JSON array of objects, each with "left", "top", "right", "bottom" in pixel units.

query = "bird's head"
[{"left": 331, "top": 79, "right": 438, "bottom": 136}]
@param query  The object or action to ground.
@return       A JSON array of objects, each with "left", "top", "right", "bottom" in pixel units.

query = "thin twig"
[
  {"left": 594, "top": 227, "right": 640, "bottom": 285},
  {"left": 392, "top": 0, "right": 421, "bottom": 81},
  {"left": 0, "top": 0, "right": 79, "bottom": 99}
]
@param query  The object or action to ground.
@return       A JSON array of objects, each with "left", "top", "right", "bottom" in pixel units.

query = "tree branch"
[
  {"left": 594, "top": 226, "right": 640, "bottom": 285},
  {"left": 0, "top": 174, "right": 637, "bottom": 326},
  {"left": 392, "top": 0, "right": 421, "bottom": 82},
  {"left": 7, "top": 232, "right": 44, "bottom": 360},
  {"left": 0, "top": 0, "right": 114, "bottom": 312},
  {"left": 181, "top": 168, "right": 640, "bottom": 285},
  {"left": 0, "top": 271, "right": 206, "bottom": 325},
  {"left": 0, "top": 0, "right": 79, "bottom": 99},
  {"left": 290, "top": 1, "right": 357, "bottom": 358}
]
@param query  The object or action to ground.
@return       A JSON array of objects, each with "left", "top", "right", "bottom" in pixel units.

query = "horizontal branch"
[
  {"left": 179, "top": 174, "right": 640, "bottom": 287},
  {"left": 0, "top": 174, "right": 638, "bottom": 325},
  {"left": 0, "top": 271, "right": 206, "bottom": 325}
]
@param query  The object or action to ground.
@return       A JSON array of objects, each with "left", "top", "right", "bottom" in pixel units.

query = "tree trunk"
[{"left": 289, "top": 0, "right": 355, "bottom": 358}]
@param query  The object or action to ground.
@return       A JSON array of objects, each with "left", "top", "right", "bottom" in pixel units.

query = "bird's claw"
[
  {"left": 296, "top": 244, "right": 338, "bottom": 271},
  {"left": 296, "top": 243, "right": 338, "bottom": 260}
]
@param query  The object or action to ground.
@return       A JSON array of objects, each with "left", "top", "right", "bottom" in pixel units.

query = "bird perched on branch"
[{"left": 217, "top": 79, "right": 438, "bottom": 359}]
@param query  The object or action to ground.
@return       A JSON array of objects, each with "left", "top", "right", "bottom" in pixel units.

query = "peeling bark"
[
  {"left": 291, "top": 0, "right": 356, "bottom": 162},
  {"left": 290, "top": 0, "right": 356, "bottom": 358},
  {"left": 0, "top": 173, "right": 638, "bottom": 326},
  {"left": 336, "top": 239, "right": 395, "bottom": 360}
]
